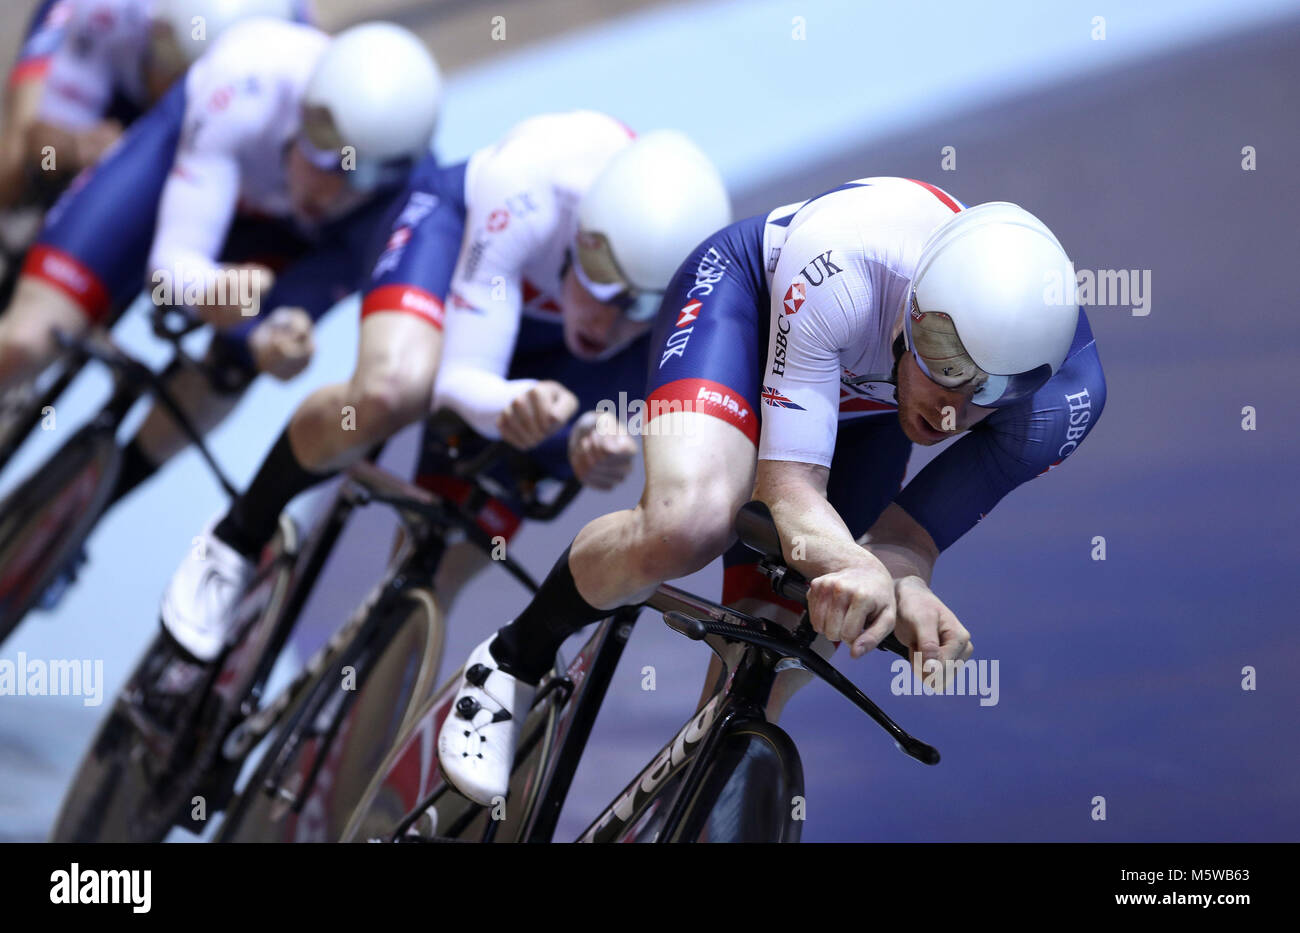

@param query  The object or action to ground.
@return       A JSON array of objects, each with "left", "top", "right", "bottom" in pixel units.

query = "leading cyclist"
[{"left": 437, "top": 178, "right": 1107, "bottom": 805}]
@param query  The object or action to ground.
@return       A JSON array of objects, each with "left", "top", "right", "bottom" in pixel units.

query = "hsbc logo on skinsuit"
[
  {"left": 687, "top": 247, "right": 730, "bottom": 299},
  {"left": 783, "top": 282, "right": 805, "bottom": 314},
  {"left": 372, "top": 225, "right": 413, "bottom": 278},
  {"left": 1056, "top": 388, "right": 1093, "bottom": 458},
  {"left": 387, "top": 227, "right": 412, "bottom": 251},
  {"left": 771, "top": 314, "right": 791, "bottom": 376},
  {"left": 397, "top": 191, "right": 438, "bottom": 228},
  {"left": 660, "top": 248, "right": 732, "bottom": 367},
  {"left": 676, "top": 300, "right": 701, "bottom": 328}
]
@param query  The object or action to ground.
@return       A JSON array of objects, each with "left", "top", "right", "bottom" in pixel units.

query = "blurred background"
[{"left": 1, "top": 0, "right": 1297, "bottom": 841}]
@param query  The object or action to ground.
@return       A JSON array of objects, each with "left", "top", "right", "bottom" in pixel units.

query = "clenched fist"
[
  {"left": 249, "top": 307, "right": 315, "bottom": 381},
  {"left": 568, "top": 410, "right": 637, "bottom": 489},
  {"left": 807, "top": 563, "right": 897, "bottom": 659},
  {"left": 498, "top": 380, "right": 579, "bottom": 449}
]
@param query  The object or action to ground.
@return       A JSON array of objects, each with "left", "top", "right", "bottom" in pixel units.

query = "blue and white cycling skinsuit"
[
  {"left": 358, "top": 111, "right": 651, "bottom": 537},
  {"left": 643, "top": 177, "right": 1106, "bottom": 607},
  {"left": 29, "top": 0, "right": 315, "bottom": 132},
  {"left": 8, "top": 0, "right": 70, "bottom": 91},
  {"left": 22, "top": 17, "right": 395, "bottom": 379}
]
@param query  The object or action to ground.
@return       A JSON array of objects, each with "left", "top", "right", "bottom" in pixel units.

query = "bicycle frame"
[
  {"left": 211, "top": 448, "right": 579, "bottom": 839},
  {"left": 351, "top": 536, "right": 937, "bottom": 844}
]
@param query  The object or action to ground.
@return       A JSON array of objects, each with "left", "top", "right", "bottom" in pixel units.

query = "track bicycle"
[
  {"left": 51, "top": 414, "right": 578, "bottom": 842},
  {"left": 341, "top": 500, "right": 937, "bottom": 844},
  {"left": 0, "top": 305, "right": 236, "bottom": 643}
]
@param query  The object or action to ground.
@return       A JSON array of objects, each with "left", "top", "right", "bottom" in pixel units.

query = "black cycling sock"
[
  {"left": 490, "top": 544, "right": 618, "bottom": 683},
  {"left": 106, "top": 439, "right": 160, "bottom": 508},
  {"left": 215, "top": 428, "right": 332, "bottom": 558}
]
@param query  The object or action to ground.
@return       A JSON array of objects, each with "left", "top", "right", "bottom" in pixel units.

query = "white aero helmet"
[
  {"left": 298, "top": 22, "right": 442, "bottom": 192},
  {"left": 906, "top": 201, "right": 1079, "bottom": 407},
  {"left": 151, "top": 0, "right": 295, "bottom": 67},
  {"left": 575, "top": 130, "right": 731, "bottom": 320}
]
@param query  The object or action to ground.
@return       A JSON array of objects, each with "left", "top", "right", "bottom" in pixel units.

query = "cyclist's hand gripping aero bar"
[{"left": 733, "top": 500, "right": 910, "bottom": 660}]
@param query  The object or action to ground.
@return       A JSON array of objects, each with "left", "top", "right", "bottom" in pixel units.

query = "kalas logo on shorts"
[
  {"left": 676, "top": 300, "right": 701, "bottom": 328},
  {"left": 783, "top": 281, "right": 805, "bottom": 314},
  {"left": 696, "top": 385, "right": 749, "bottom": 421},
  {"left": 41, "top": 253, "right": 89, "bottom": 293},
  {"left": 486, "top": 209, "right": 509, "bottom": 233}
]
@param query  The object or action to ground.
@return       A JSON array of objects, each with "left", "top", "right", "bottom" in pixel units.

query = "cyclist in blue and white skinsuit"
[
  {"left": 438, "top": 176, "right": 1107, "bottom": 806},
  {"left": 0, "top": 17, "right": 440, "bottom": 534},
  {"left": 1, "top": 0, "right": 69, "bottom": 208},
  {"left": 162, "top": 111, "right": 732, "bottom": 663},
  {"left": 2, "top": 0, "right": 315, "bottom": 209}
]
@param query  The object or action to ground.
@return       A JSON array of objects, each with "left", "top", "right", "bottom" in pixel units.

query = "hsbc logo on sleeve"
[
  {"left": 686, "top": 248, "right": 729, "bottom": 298},
  {"left": 783, "top": 282, "right": 805, "bottom": 315},
  {"left": 770, "top": 314, "right": 792, "bottom": 375},
  {"left": 397, "top": 192, "right": 438, "bottom": 228},
  {"left": 1056, "top": 388, "right": 1093, "bottom": 458},
  {"left": 372, "top": 225, "right": 413, "bottom": 278},
  {"left": 659, "top": 249, "right": 732, "bottom": 368},
  {"left": 676, "top": 300, "right": 701, "bottom": 328}
]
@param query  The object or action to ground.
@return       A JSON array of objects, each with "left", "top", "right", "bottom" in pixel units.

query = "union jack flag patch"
[{"left": 761, "top": 386, "right": 805, "bottom": 410}]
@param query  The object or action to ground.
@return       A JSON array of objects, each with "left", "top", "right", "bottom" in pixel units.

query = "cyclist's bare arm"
[
  {"left": 753, "top": 457, "right": 895, "bottom": 658},
  {"left": 860, "top": 502, "right": 939, "bottom": 582},
  {"left": 148, "top": 148, "right": 275, "bottom": 324},
  {"left": 0, "top": 81, "right": 48, "bottom": 207},
  {"left": 26, "top": 118, "right": 122, "bottom": 176}
]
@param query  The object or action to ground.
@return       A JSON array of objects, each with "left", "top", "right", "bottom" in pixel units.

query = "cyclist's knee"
[
  {"left": 0, "top": 285, "right": 79, "bottom": 378},
  {"left": 350, "top": 367, "right": 429, "bottom": 439},
  {"left": 635, "top": 488, "right": 738, "bottom": 580}
]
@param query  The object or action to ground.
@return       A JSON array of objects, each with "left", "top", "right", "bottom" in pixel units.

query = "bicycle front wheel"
[
  {"left": 0, "top": 424, "right": 118, "bottom": 643},
  {"left": 49, "top": 633, "right": 199, "bottom": 842},
  {"left": 667, "top": 717, "right": 804, "bottom": 843},
  {"left": 216, "top": 587, "right": 444, "bottom": 842}
]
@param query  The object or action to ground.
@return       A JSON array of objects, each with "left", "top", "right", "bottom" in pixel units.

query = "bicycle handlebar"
[
  {"left": 734, "top": 500, "right": 909, "bottom": 660},
  {"left": 430, "top": 420, "right": 584, "bottom": 522},
  {"left": 49, "top": 325, "right": 240, "bottom": 497},
  {"left": 149, "top": 303, "right": 206, "bottom": 343}
]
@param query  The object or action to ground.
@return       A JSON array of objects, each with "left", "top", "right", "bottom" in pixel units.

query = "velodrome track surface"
[{"left": 0, "top": 2, "right": 1295, "bottom": 840}]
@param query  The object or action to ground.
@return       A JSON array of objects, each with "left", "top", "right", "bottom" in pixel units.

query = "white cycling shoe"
[
  {"left": 160, "top": 518, "right": 255, "bottom": 663},
  {"left": 437, "top": 633, "right": 537, "bottom": 806}
]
